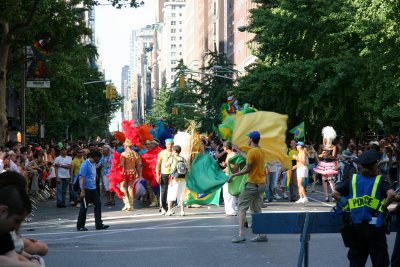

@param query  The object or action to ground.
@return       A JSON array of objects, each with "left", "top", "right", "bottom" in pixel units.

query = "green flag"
[{"left": 289, "top": 122, "right": 305, "bottom": 140}]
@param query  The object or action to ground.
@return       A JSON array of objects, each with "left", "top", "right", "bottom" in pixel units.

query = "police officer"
[{"left": 332, "top": 150, "right": 397, "bottom": 267}]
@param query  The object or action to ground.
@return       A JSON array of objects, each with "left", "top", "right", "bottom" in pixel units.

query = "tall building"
[
  {"left": 207, "top": 0, "right": 225, "bottom": 54},
  {"left": 121, "top": 65, "right": 129, "bottom": 120},
  {"left": 231, "top": 0, "right": 257, "bottom": 72},
  {"left": 131, "top": 25, "right": 154, "bottom": 123},
  {"left": 159, "top": 0, "right": 186, "bottom": 86},
  {"left": 183, "top": 0, "right": 208, "bottom": 71}
]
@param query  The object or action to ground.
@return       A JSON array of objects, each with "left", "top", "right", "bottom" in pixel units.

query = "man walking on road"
[
  {"left": 76, "top": 150, "right": 109, "bottom": 231},
  {"left": 156, "top": 139, "right": 174, "bottom": 215},
  {"left": 229, "top": 131, "right": 268, "bottom": 243}
]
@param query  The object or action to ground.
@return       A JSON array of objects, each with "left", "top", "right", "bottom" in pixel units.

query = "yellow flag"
[{"left": 232, "top": 111, "right": 292, "bottom": 170}]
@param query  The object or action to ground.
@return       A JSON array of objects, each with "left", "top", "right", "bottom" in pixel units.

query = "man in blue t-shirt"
[{"left": 76, "top": 150, "right": 110, "bottom": 231}]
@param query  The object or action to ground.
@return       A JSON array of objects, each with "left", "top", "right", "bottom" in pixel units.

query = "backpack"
[{"left": 172, "top": 156, "right": 188, "bottom": 178}]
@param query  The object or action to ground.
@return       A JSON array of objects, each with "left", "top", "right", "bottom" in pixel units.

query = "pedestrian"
[
  {"left": 54, "top": 147, "right": 72, "bottom": 208},
  {"left": 164, "top": 145, "right": 187, "bottom": 216},
  {"left": 156, "top": 138, "right": 174, "bottom": 215},
  {"left": 287, "top": 140, "right": 299, "bottom": 201},
  {"left": 332, "top": 150, "right": 397, "bottom": 267},
  {"left": 70, "top": 148, "right": 85, "bottom": 206},
  {"left": 314, "top": 126, "right": 338, "bottom": 202},
  {"left": 76, "top": 150, "right": 109, "bottom": 231},
  {"left": 293, "top": 141, "right": 309, "bottom": 203},
  {"left": 222, "top": 141, "right": 237, "bottom": 216},
  {"left": 97, "top": 145, "right": 115, "bottom": 206},
  {"left": 229, "top": 130, "right": 268, "bottom": 243}
]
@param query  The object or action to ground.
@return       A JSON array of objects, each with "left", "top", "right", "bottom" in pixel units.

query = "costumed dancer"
[
  {"left": 119, "top": 138, "right": 142, "bottom": 211},
  {"left": 313, "top": 126, "right": 338, "bottom": 202}
]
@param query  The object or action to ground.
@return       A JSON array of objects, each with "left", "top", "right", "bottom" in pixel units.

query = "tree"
[
  {"left": 146, "top": 81, "right": 171, "bottom": 124},
  {"left": 0, "top": 0, "right": 136, "bottom": 145},
  {"left": 235, "top": 0, "right": 370, "bottom": 139},
  {"left": 235, "top": 0, "right": 400, "bottom": 139},
  {"left": 198, "top": 50, "right": 235, "bottom": 132},
  {"left": 166, "top": 60, "right": 204, "bottom": 131}
]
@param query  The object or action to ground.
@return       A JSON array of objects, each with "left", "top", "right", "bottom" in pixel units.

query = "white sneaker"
[
  {"left": 295, "top": 198, "right": 303, "bottom": 204},
  {"left": 160, "top": 209, "right": 167, "bottom": 215},
  {"left": 283, "top": 193, "right": 289, "bottom": 199},
  {"left": 274, "top": 194, "right": 282, "bottom": 200},
  {"left": 165, "top": 210, "right": 172, "bottom": 216},
  {"left": 180, "top": 211, "right": 185, "bottom": 216},
  {"left": 302, "top": 197, "right": 309, "bottom": 203}
]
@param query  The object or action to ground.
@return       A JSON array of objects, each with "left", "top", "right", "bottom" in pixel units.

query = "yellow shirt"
[
  {"left": 72, "top": 157, "right": 85, "bottom": 176},
  {"left": 246, "top": 147, "right": 266, "bottom": 184},
  {"left": 158, "top": 150, "right": 173, "bottom": 174}
]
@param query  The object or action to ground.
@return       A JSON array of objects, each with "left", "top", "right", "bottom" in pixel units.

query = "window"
[
  {"left": 171, "top": 36, "right": 176, "bottom": 41},
  {"left": 179, "top": 44, "right": 182, "bottom": 48},
  {"left": 179, "top": 36, "right": 182, "bottom": 40},
  {"left": 179, "top": 52, "right": 182, "bottom": 55},
  {"left": 179, "top": 13, "right": 182, "bottom": 17},
  {"left": 171, "top": 44, "right": 176, "bottom": 49},
  {"left": 171, "top": 21, "right": 176, "bottom": 25},
  {"left": 171, "top": 29, "right": 176, "bottom": 33},
  {"left": 171, "top": 52, "right": 176, "bottom": 57},
  {"left": 171, "top": 60, "right": 176, "bottom": 64},
  {"left": 179, "top": 28, "right": 182, "bottom": 32},
  {"left": 179, "top": 21, "right": 182, "bottom": 24},
  {"left": 172, "top": 13, "right": 176, "bottom": 17},
  {"left": 172, "top": 6, "right": 176, "bottom": 10}
]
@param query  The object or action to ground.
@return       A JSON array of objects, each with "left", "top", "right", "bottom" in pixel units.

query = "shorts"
[
  {"left": 297, "top": 166, "right": 309, "bottom": 178},
  {"left": 238, "top": 182, "right": 266, "bottom": 213},
  {"left": 167, "top": 179, "right": 186, "bottom": 203},
  {"left": 102, "top": 175, "right": 110, "bottom": 191},
  {"left": 123, "top": 170, "right": 138, "bottom": 182}
]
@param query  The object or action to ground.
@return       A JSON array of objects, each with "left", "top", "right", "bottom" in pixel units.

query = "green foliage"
[
  {"left": 197, "top": 50, "right": 235, "bottom": 132},
  {"left": 235, "top": 0, "right": 400, "bottom": 139},
  {"left": 166, "top": 60, "right": 204, "bottom": 131},
  {"left": 3, "top": 0, "right": 122, "bottom": 141}
]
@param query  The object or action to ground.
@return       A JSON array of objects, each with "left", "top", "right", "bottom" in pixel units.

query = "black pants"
[
  {"left": 392, "top": 227, "right": 400, "bottom": 267},
  {"left": 348, "top": 224, "right": 389, "bottom": 267},
  {"left": 160, "top": 174, "right": 170, "bottom": 211},
  {"left": 77, "top": 189, "right": 103, "bottom": 229}
]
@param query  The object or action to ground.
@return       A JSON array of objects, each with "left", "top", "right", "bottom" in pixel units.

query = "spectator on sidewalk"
[
  {"left": 54, "top": 147, "right": 72, "bottom": 208},
  {"left": 0, "top": 171, "right": 42, "bottom": 267}
]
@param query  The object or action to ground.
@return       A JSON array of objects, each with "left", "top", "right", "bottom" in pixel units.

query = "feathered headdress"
[{"left": 322, "top": 126, "right": 336, "bottom": 145}]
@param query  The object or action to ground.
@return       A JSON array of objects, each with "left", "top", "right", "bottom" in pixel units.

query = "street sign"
[{"left": 26, "top": 80, "right": 51, "bottom": 88}]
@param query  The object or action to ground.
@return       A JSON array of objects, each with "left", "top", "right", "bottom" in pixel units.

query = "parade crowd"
[{"left": 1, "top": 121, "right": 400, "bottom": 266}]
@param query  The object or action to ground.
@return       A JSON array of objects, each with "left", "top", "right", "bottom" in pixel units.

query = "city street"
[{"left": 21, "top": 187, "right": 397, "bottom": 267}]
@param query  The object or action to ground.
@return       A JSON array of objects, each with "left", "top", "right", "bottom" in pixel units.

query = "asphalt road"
[{"left": 21, "top": 187, "right": 397, "bottom": 267}]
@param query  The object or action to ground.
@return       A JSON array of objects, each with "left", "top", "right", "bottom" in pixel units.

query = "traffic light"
[
  {"left": 105, "top": 85, "right": 112, "bottom": 99},
  {"left": 179, "top": 75, "right": 185, "bottom": 90},
  {"left": 110, "top": 86, "right": 117, "bottom": 99}
]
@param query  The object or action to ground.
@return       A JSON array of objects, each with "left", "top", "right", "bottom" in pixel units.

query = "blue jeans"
[
  {"left": 56, "top": 178, "right": 69, "bottom": 205},
  {"left": 265, "top": 172, "right": 277, "bottom": 201}
]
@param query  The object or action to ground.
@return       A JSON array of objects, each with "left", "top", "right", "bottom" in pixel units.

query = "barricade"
[{"left": 252, "top": 211, "right": 398, "bottom": 267}]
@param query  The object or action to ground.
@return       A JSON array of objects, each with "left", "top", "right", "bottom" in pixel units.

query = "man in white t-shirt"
[{"left": 55, "top": 147, "right": 72, "bottom": 208}]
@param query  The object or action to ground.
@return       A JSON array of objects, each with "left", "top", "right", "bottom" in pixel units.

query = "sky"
[{"left": 95, "top": 1, "right": 156, "bottom": 131}]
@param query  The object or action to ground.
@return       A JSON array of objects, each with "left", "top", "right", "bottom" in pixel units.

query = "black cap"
[{"left": 354, "top": 150, "right": 381, "bottom": 166}]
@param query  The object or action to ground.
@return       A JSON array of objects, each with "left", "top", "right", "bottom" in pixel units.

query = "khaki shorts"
[{"left": 238, "top": 182, "right": 266, "bottom": 213}]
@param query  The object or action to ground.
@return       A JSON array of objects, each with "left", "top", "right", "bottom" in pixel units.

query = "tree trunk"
[{"left": 0, "top": 21, "right": 10, "bottom": 147}]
